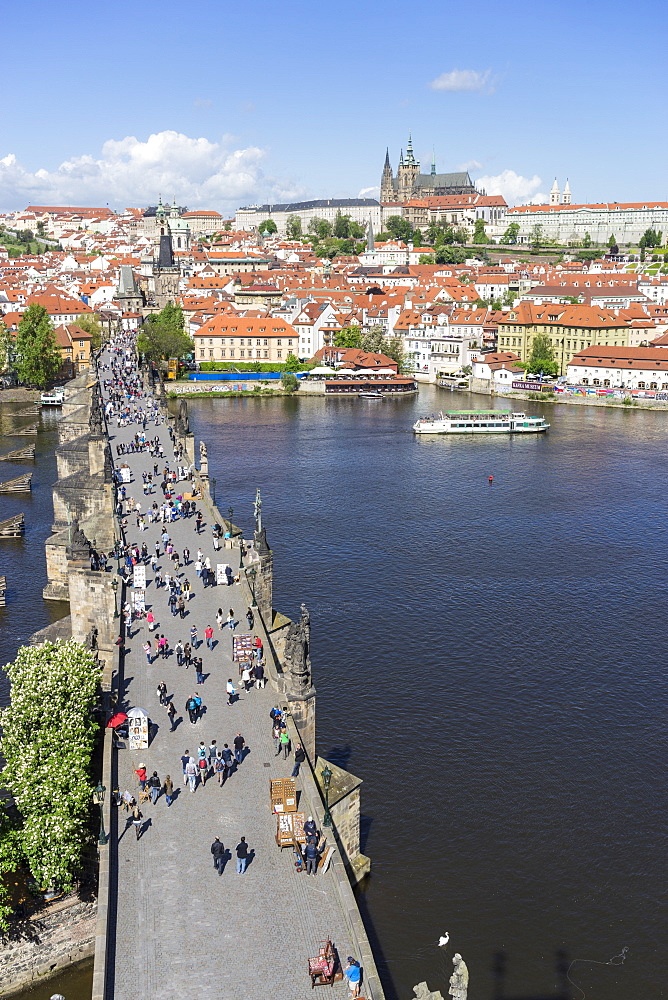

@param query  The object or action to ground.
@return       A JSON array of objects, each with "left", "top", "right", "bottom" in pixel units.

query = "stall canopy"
[
  {"left": 127, "top": 706, "right": 148, "bottom": 719},
  {"left": 308, "top": 366, "right": 337, "bottom": 375}
]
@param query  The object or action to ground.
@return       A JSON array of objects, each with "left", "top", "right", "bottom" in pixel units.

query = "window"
[
  {"left": 277, "top": 350, "right": 282, "bottom": 358},
  {"left": 209, "top": 339, "right": 213, "bottom": 346},
  {"left": 263, "top": 339, "right": 268, "bottom": 346},
  {"left": 221, "top": 350, "right": 226, "bottom": 358},
  {"left": 209, "top": 350, "right": 213, "bottom": 358},
  {"left": 288, "top": 339, "right": 293, "bottom": 346},
  {"left": 581, "top": 377, "right": 588, "bottom": 384},
  {"left": 229, "top": 350, "right": 235, "bottom": 358},
  {"left": 240, "top": 350, "right": 245, "bottom": 358},
  {"left": 79, "top": 340, "right": 85, "bottom": 347},
  {"left": 256, "top": 339, "right": 261, "bottom": 346},
  {"left": 264, "top": 351, "right": 268, "bottom": 358},
  {"left": 638, "top": 381, "right": 646, "bottom": 389},
  {"left": 277, "top": 339, "right": 282, "bottom": 346},
  {"left": 199, "top": 349, "right": 205, "bottom": 357},
  {"left": 650, "top": 382, "right": 658, "bottom": 390}
]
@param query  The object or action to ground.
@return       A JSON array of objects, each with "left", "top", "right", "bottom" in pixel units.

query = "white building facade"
[
  {"left": 507, "top": 201, "right": 668, "bottom": 246},
  {"left": 235, "top": 199, "right": 382, "bottom": 235}
]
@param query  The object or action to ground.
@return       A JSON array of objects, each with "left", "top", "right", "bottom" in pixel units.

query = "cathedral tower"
[
  {"left": 397, "top": 133, "right": 420, "bottom": 202},
  {"left": 380, "top": 148, "right": 394, "bottom": 203},
  {"left": 550, "top": 178, "right": 560, "bottom": 205},
  {"left": 562, "top": 179, "right": 571, "bottom": 205}
]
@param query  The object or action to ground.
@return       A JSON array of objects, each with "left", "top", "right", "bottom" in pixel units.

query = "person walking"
[
  {"left": 304, "top": 816, "right": 318, "bottom": 841},
  {"left": 148, "top": 770, "right": 161, "bottom": 804},
  {"left": 134, "top": 763, "right": 147, "bottom": 792},
  {"left": 183, "top": 546, "right": 190, "bottom": 565},
  {"left": 246, "top": 607, "right": 254, "bottom": 630},
  {"left": 147, "top": 610, "right": 156, "bottom": 632},
  {"left": 343, "top": 958, "right": 362, "bottom": 998},
  {"left": 277, "top": 730, "right": 290, "bottom": 759},
  {"left": 220, "top": 743, "right": 233, "bottom": 776},
  {"left": 132, "top": 804, "right": 143, "bottom": 840},
  {"left": 198, "top": 755, "right": 208, "bottom": 786},
  {"left": 226, "top": 609, "right": 237, "bottom": 630},
  {"left": 185, "top": 756, "right": 197, "bottom": 792},
  {"left": 233, "top": 733, "right": 245, "bottom": 765},
  {"left": 175, "top": 640, "right": 184, "bottom": 666},
  {"left": 190, "top": 625, "right": 198, "bottom": 649},
  {"left": 211, "top": 836, "right": 225, "bottom": 875},
  {"left": 183, "top": 642, "right": 192, "bottom": 668},
  {"left": 226, "top": 679, "right": 235, "bottom": 706},
  {"left": 180, "top": 750, "right": 190, "bottom": 785},
  {"left": 194, "top": 656, "right": 204, "bottom": 685},
  {"left": 193, "top": 690, "right": 203, "bottom": 719},
  {"left": 241, "top": 664, "right": 251, "bottom": 691},
  {"left": 208, "top": 740, "right": 218, "bottom": 765},
  {"left": 235, "top": 836, "right": 249, "bottom": 874},
  {"left": 214, "top": 754, "right": 226, "bottom": 786},
  {"left": 216, "top": 608, "right": 224, "bottom": 630},
  {"left": 167, "top": 700, "right": 177, "bottom": 731},
  {"left": 272, "top": 719, "right": 282, "bottom": 753},
  {"left": 292, "top": 743, "right": 306, "bottom": 778},
  {"left": 143, "top": 640, "right": 152, "bottom": 665},
  {"left": 186, "top": 695, "right": 198, "bottom": 725},
  {"left": 163, "top": 774, "right": 173, "bottom": 806},
  {"left": 156, "top": 680, "right": 167, "bottom": 705},
  {"left": 254, "top": 661, "right": 265, "bottom": 689},
  {"left": 178, "top": 595, "right": 186, "bottom": 619},
  {"left": 205, "top": 625, "right": 214, "bottom": 650}
]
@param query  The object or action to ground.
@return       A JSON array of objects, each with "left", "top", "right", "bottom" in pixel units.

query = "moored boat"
[{"left": 413, "top": 409, "right": 550, "bottom": 435}]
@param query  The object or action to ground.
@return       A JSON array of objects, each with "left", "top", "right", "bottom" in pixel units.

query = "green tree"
[
  {"left": 284, "top": 352, "right": 301, "bottom": 371},
  {"left": 348, "top": 220, "right": 365, "bottom": 239},
  {"left": 280, "top": 371, "right": 299, "bottom": 392},
  {"left": 14, "top": 304, "right": 62, "bottom": 387},
  {"left": 286, "top": 215, "right": 302, "bottom": 239},
  {"left": 258, "top": 219, "right": 277, "bottom": 234},
  {"left": 74, "top": 314, "right": 103, "bottom": 351},
  {"left": 385, "top": 216, "right": 413, "bottom": 241},
  {"left": 452, "top": 227, "right": 468, "bottom": 245},
  {"left": 334, "top": 326, "right": 362, "bottom": 349},
  {"left": 581, "top": 232, "right": 592, "bottom": 248},
  {"left": 0, "top": 640, "right": 100, "bottom": 910},
  {"left": 434, "top": 246, "right": 467, "bottom": 265},
  {"left": 500, "top": 222, "right": 520, "bottom": 244},
  {"left": 608, "top": 234, "right": 617, "bottom": 247},
  {"left": 0, "top": 322, "right": 14, "bottom": 371},
  {"left": 418, "top": 254, "right": 435, "bottom": 264},
  {"left": 530, "top": 224, "right": 544, "bottom": 250},
  {"left": 383, "top": 336, "right": 405, "bottom": 372},
  {"left": 526, "top": 333, "right": 559, "bottom": 377},
  {"left": 333, "top": 212, "right": 351, "bottom": 238},
  {"left": 472, "top": 219, "right": 488, "bottom": 244},
  {"left": 137, "top": 303, "right": 192, "bottom": 362}
]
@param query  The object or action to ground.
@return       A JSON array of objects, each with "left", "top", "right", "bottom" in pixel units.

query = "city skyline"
[{"left": 1, "top": 0, "right": 666, "bottom": 213}]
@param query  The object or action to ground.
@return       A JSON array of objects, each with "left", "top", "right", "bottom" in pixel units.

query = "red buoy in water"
[{"left": 488, "top": 475, "right": 494, "bottom": 483}]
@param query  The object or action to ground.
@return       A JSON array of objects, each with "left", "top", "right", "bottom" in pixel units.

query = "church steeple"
[
  {"left": 384, "top": 147, "right": 391, "bottom": 169},
  {"left": 431, "top": 148, "right": 436, "bottom": 176},
  {"left": 367, "top": 215, "right": 375, "bottom": 253},
  {"left": 406, "top": 133, "right": 416, "bottom": 165},
  {"left": 380, "top": 148, "right": 394, "bottom": 203}
]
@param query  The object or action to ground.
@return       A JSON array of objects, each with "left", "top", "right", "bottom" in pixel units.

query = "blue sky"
[{"left": 1, "top": 0, "right": 665, "bottom": 212}]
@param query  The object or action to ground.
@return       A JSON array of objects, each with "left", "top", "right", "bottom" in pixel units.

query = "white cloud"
[
  {"left": 429, "top": 69, "right": 494, "bottom": 93},
  {"left": 0, "top": 131, "right": 305, "bottom": 212},
  {"left": 358, "top": 185, "right": 380, "bottom": 199},
  {"left": 457, "top": 159, "right": 482, "bottom": 172},
  {"left": 475, "top": 169, "right": 545, "bottom": 206}
]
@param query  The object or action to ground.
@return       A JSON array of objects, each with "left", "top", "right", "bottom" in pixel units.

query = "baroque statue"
[
  {"left": 199, "top": 440, "right": 208, "bottom": 475},
  {"left": 449, "top": 954, "right": 469, "bottom": 1000},
  {"left": 284, "top": 603, "right": 312, "bottom": 694}
]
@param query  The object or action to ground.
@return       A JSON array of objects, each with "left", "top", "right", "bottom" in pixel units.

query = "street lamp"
[
  {"left": 111, "top": 576, "right": 119, "bottom": 618},
  {"left": 92, "top": 781, "right": 108, "bottom": 846},
  {"left": 211, "top": 477, "right": 217, "bottom": 505},
  {"left": 248, "top": 567, "right": 257, "bottom": 609},
  {"left": 321, "top": 764, "right": 333, "bottom": 828}
]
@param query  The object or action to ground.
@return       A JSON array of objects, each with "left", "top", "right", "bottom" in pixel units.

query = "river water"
[
  {"left": 2, "top": 388, "right": 665, "bottom": 999},
  {"left": 186, "top": 386, "right": 665, "bottom": 1000}
]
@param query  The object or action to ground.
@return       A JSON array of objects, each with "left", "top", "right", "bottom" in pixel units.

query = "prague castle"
[{"left": 380, "top": 134, "right": 478, "bottom": 204}]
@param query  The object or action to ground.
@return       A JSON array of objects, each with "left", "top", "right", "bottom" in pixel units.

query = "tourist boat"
[
  {"left": 358, "top": 391, "right": 385, "bottom": 399},
  {"left": 40, "top": 387, "right": 65, "bottom": 406},
  {"left": 412, "top": 409, "right": 550, "bottom": 435}
]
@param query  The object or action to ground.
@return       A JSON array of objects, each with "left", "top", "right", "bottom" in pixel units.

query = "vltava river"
[{"left": 188, "top": 386, "right": 665, "bottom": 1000}]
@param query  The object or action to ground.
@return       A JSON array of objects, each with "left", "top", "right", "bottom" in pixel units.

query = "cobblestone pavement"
[{"left": 102, "top": 357, "right": 354, "bottom": 1000}]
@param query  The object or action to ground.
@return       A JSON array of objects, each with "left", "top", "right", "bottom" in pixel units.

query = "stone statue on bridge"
[
  {"left": 89, "top": 385, "right": 104, "bottom": 435},
  {"left": 284, "top": 602, "right": 312, "bottom": 694},
  {"left": 199, "top": 440, "right": 208, "bottom": 476},
  {"left": 254, "top": 488, "right": 262, "bottom": 533},
  {"left": 449, "top": 954, "right": 469, "bottom": 1000},
  {"left": 177, "top": 399, "right": 190, "bottom": 435}
]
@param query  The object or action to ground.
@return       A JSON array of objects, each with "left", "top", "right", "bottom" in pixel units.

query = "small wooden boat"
[
  {"left": 0, "top": 513, "right": 25, "bottom": 537},
  {"left": 358, "top": 391, "right": 385, "bottom": 399},
  {"left": 0, "top": 576, "right": 5, "bottom": 605},
  {"left": 0, "top": 473, "right": 32, "bottom": 493},
  {"left": 0, "top": 446, "right": 35, "bottom": 462},
  {"left": 11, "top": 423, "right": 38, "bottom": 436}
]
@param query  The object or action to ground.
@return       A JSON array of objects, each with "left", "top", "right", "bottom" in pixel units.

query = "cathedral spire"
[
  {"left": 384, "top": 147, "right": 391, "bottom": 169},
  {"left": 431, "top": 148, "right": 436, "bottom": 176},
  {"left": 399, "top": 149, "right": 404, "bottom": 165},
  {"left": 406, "top": 132, "right": 415, "bottom": 164}
]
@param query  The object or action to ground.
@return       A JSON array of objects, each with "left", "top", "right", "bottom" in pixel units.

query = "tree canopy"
[
  {"left": 0, "top": 640, "right": 101, "bottom": 927},
  {"left": 499, "top": 222, "right": 520, "bottom": 245},
  {"left": 286, "top": 215, "right": 302, "bottom": 239},
  {"left": 526, "top": 333, "right": 559, "bottom": 377},
  {"left": 14, "top": 304, "right": 62, "bottom": 387},
  {"left": 334, "top": 326, "right": 362, "bottom": 349},
  {"left": 472, "top": 219, "right": 488, "bottom": 245},
  {"left": 258, "top": 219, "right": 277, "bottom": 234},
  {"left": 137, "top": 303, "right": 192, "bottom": 362},
  {"left": 385, "top": 216, "right": 413, "bottom": 242},
  {"left": 74, "top": 313, "right": 103, "bottom": 351},
  {"left": 639, "top": 228, "right": 663, "bottom": 249}
]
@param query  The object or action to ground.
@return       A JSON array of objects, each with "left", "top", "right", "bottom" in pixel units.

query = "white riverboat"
[
  {"left": 413, "top": 409, "right": 550, "bottom": 435},
  {"left": 40, "top": 387, "right": 65, "bottom": 406}
]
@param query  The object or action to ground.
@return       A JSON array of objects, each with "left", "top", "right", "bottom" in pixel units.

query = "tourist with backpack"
[{"left": 185, "top": 695, "right": 198, "bottom": 725}]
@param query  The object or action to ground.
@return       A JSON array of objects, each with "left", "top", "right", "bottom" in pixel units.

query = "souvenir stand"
[{"left": 127, "top": 707, "right": 150, "bottom": 751}]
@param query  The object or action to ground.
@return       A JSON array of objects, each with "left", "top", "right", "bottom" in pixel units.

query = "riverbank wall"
[{"left": 466, "top": 376, "right": 668, "bottom": 410}]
